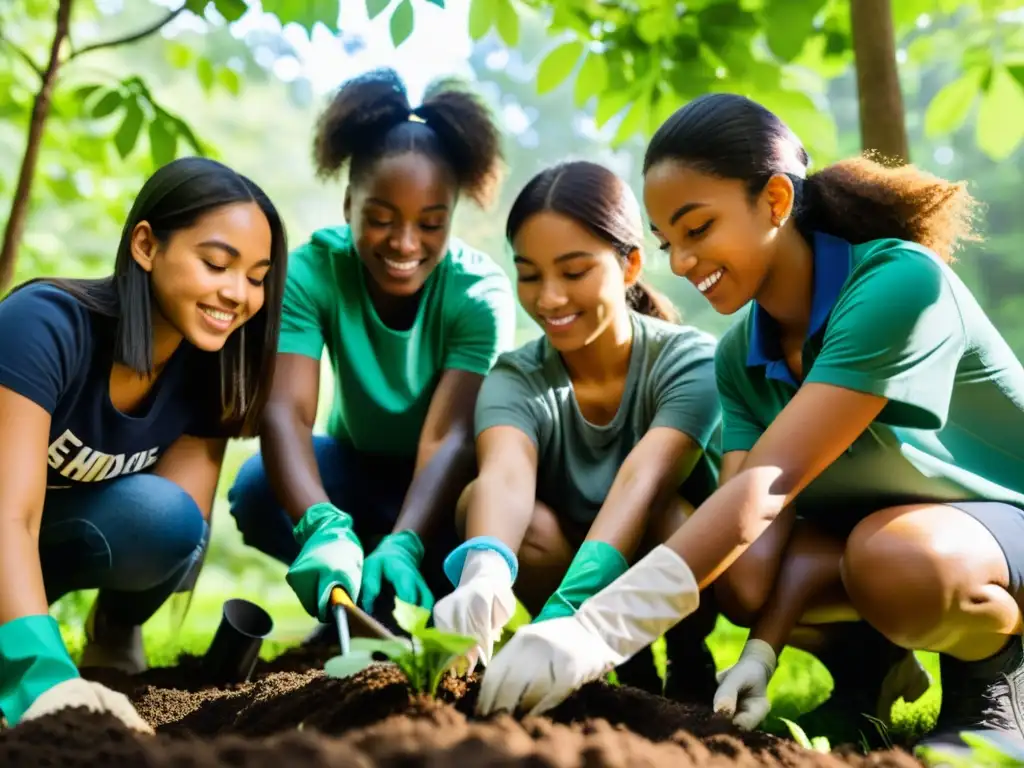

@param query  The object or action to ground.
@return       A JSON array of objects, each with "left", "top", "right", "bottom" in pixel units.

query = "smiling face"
[
  {"left": 512, "top": 210, "right": 639, "bottom": 354},
  {"left": 344, "top": 152, "right": 456, "bottom": 298},
  {"left": 133, "top": 201, "right": 272, "bottom": 353},
  {"left": 644, "top": 160, "right": 793, "bottom": 315}
]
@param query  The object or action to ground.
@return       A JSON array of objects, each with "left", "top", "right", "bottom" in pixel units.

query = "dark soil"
[{"left": 0, "top": 645, "right": 923, "bottom": 767}]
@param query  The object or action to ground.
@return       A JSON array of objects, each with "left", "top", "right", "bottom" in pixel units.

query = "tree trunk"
[
  {"left": 0, "top": 0, "right": 74, "bottom": 293},
  {"left": 849, "top": 0, "right": 910, "bottom": 165}
]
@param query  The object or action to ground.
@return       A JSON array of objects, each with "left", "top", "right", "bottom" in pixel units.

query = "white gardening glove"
[
  {"left": 21, "top": 678, "right": 153, "bottom": 734},
  {"left": 712, "top": 638, "right": 777, "bottom": 730},
  {"left": 477, "top": 545, "right": 699, "bottom": 717},
  {"left": 432, "top": 548, "right": 517, "bottom": 673}
]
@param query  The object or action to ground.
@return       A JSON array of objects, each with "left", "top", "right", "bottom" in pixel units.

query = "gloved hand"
[
  {"left": 0, "top": 614, "right": 150, "bottom": 734},
  {"left": 285, "top": 502, "right": 364, "bottom": 623},
  {"left": 360, "top": 530, "right": 433, "bottom": 614},
  {"left": 433, "top": 545, "right": 517, "bottom": 673},
  {"left": 533, "top": 540, "right": 628, "bottom": 623},
  {"left": 22, "top": 678, "right": 153, "bottom": 733},
  {"left": 712, "top": 638, "right": 777, "bottom": 730},
  {"left": 477, "top": 544, "right": 699, "bottom": 717}
]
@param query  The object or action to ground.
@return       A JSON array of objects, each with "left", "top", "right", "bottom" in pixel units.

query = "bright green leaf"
[
  {"left": 166, "top": 42, "right": 194, "bottom": 69},
  {"left": 261, "top": 0, "right": 339, "bottom": 29},
  {"left": 976, "top": 67, "right": 1024, "bottom": 161},
  {"left": 495, "top": 0, "right": 519, "bottom": 47},
  {"left": 536, "top": 40, "right": 584, "bottom": 95},
  {"left": 923, "top": 69, "right": 983, "bottom": 138},
  {"left": 365, "top": 0, "right": 391, "bottom": 21},
  {"left": 211, "top": 0, "right": 248, "bottom": 22},
  {"left": 196, "top": 57, "right": 215, "bottom": 93},
  {"left": 468, "top": 0, "right": 496, "bottom": 40},
  {"left": 779, "top": 717, "right": 814, "bottom": 749},
  {"left": 148, "top": 117, "right": 177, "bottom": 168},
  {"left": 612, "top": 92, "right": 649, "bottom": 146},
  {"left": 219, "top": 68, "right": 242, "bottom": 96},
  {"left": 389, "top": 0, "right": 414, "bottom": 47},
  {"left": 350, "top": 637, "right": 413, "bottom": 658},
  {"left": 636, "top": 10, "right": 665, "bottom": 45},
  {"left": 416, "top": 627, "right": 476, "bottom": 656},
  {"left": 595, "top": 88, "right": 632, "bottom": 128},
  {"left": 764, "top": 0, "right": 826, "bottom": 62},
  {"left": 90, "top": 90, "right": 123, "bottom": 118},
  {"left": 73, "top": 84, "right": 103, "bottom": 104},
  {"left": 324, "top": 652, "right": 375, "bottom": 679},
  {"left": 392, "top": 598, "right": 430, "bottom": 635},
  {"left": 185, "top": 0, "right": 209, "bottom": 14},
  {"left": 1010, "top": 65, "right": 1024, "bottom": 90},
  {"left": 113, "top": 100, "right": 145, "bottom": 159},
  {"left": 573, "top": 52, "right": 608, "bottom": 107}
]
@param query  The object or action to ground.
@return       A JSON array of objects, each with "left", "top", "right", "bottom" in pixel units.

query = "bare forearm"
[
  {"left": 260, "top": 404, "right": 328, "bottom": 525},
  {"left": 465, "top": 471, "right": 535, "bottom": 554},
  {"left": 585, "top": 468, "right": 667, "bottom": 559},
  {"left": 393, "top": 430, "right": 476, "bottom": 540},
  {"left": 0, "top": 522, "right": 48, "bottom": 624}
]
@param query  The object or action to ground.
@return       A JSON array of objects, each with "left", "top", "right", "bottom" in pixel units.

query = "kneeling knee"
[{"left": 121, "top": 475, "right": 206, "bottom": 587}]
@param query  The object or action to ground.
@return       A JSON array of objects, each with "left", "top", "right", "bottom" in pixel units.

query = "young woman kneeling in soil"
[
  {"left": 0, "top": 157, "right": 286, "bottom": 731},
  {"left": 228, "top": 68, "right": 516, "bottom": 638},
  {"left": 477, "top": 94, "right": 1024, "bottom": 758},
  {"left": 433, "top": 161, "right": 722, "bottom": 700}
]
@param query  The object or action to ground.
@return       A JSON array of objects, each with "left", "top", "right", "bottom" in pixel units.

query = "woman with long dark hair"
[
  {"left": 478, "top": 94, "right": 1024, "bottom": 758},
  {"left": 433, "top": 161, "right": 722, "bottom": 700},
  {"left": 0, "top": 156, "right": 288, "bottom": 730}
]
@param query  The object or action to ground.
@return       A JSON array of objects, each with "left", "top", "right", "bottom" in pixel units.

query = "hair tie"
[{"left": 408, "top": 106, "right": 426, "bottom": 124}]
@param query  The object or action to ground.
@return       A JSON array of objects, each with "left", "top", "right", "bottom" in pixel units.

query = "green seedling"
[
  {"left": 324, "top": 598, "right": 476, "bottom": 697},
  {"left": 779, "top": 717, "right": 832, "bottom": 754}
]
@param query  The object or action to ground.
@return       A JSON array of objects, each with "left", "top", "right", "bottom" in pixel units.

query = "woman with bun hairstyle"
[
  {"left": 433, "top": 161, "right": 722, "bottom": 700},
  {"left": 228, "top": 68, "right": 516, "bottom": 636},
  {"left": 476, "top": 94, "right": 1024, "bottom": 759},
  {"left": 0, "top": 156, "right": 286, "bottom": 730}
]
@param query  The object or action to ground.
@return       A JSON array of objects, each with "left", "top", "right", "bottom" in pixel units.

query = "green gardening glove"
[
  {"left": 359, "top": 530, "right": 434, "bottom": 614},
  {"left": 0, "top": 614, "right": 81, "bottom": 725},
  {"left": 533, "top": 540, "right": 629, "bottom": 623},
  {"left": 285, "top": 502, "right": 365, "bottom": 623}
]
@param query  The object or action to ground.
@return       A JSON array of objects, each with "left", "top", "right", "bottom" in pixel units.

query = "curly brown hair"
[
  {"left": 313, "top": 68, "right": 504, "bottom": 209},
  {"left": 643, "top": 93, "right": 982, "bottom": 264}
]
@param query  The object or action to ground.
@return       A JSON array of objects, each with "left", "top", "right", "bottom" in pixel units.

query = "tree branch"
[
  {"left": 67, "top": 3, "right": 187, "bottom": 61},
  {"left": 0, "top": 35, "right": 44, "bottom": 79}
]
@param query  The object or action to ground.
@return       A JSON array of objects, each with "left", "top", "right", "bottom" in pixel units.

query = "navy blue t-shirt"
[{"left": 0, "top": 283, "right": 227, "bottom": 490}]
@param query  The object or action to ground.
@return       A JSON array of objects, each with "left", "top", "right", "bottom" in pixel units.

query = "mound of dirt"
[{"left": 0, "top": 646, "right": 923, "bottom": 768}]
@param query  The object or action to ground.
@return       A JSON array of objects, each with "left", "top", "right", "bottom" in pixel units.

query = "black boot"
[
  {"left": 915, "top": 638, "right": 1024, "bottom": 763},
  {"left": 795, "top": 621, "right": 931, "bottom": 747}
]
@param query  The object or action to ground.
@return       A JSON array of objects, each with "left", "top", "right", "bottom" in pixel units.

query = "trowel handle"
[{"left": 330, "top": 586, "right": 355, "bottom": 609}]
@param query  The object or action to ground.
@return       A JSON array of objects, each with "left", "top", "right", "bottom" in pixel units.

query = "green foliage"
[
  {"left": 779, "top": 717, "right": 832, "bottom": 754},
  {"left": 916, "top": 732, "right": 1024, "bottom": 767},
  {"left": 324, "top": 598, "right": 476, "bottom": 697}
]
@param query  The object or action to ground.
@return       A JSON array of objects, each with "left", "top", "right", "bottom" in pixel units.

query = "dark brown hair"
[
  {"left": 313, "top": 67, "right": 503, "bottom": 208},
  {"left": 506, "top": 160, "right": 679, "bottom": 323},
  {"left": 643, "top": 93, "right": 981, "bottom": 263}
]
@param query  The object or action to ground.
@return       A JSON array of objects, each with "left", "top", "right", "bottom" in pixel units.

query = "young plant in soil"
[{"left": 325, "top": 598, "right": 476, "bottom": 697}]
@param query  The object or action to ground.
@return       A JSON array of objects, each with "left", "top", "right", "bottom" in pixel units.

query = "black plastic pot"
[{"left": 202, "top": 598, "right": 274, "bottom": 684}]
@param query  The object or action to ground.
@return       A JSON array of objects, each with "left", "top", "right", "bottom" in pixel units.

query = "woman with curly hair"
[
  {"left": 477, "top": 93, "right": 1024, "bottom": 759},
  {"left": 228, "top": 68, "right": 516, "bottom": 636}
]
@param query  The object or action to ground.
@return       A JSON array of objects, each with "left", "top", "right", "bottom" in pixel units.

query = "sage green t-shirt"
[
  {"left": 279, "top": 225, "right": 517, "bottom": 457},
  {"left": 474, "top": 311, "right": 722, "bottom": 524},
  {"left": 715, "top": 232, "right": 1024, "bottom": 523}
]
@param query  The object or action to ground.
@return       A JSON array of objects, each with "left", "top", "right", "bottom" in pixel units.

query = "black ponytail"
[{"left": 313, "top": 68, "right": 504, "bottom": 208}]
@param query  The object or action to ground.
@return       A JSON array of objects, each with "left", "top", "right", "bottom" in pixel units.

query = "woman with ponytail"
[
  {"left": 432, "top": 161, "right": 722, "bottom": 701},
  {"left": 477, "top": 94, "right": 1024, "bottom": 759},
  {"left": 228, "top": 69, "right": 516, "bottom": 635}
]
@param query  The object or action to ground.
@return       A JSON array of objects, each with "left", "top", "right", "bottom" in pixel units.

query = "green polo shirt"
[
  {"left": 475, "top": 311, "right": 722, "bottom": 524},
  {"left": 280, "top": 225, "right": 516, "bottom": 457},
  {"left": 715, "top": 231, "right": 1024, "bottom": 523}
]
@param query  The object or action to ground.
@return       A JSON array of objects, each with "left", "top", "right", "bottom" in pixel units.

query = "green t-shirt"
[
  {"left": 474, "top": 311, "right": 723, "bottom": 525},
  {"left": 279, "top": 225, "right": 517, "bottom": 457},
  {"left": 715, "top": 231, "right": 1024, "bottom": 523}
]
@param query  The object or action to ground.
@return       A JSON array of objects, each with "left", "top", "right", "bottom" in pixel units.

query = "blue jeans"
[
  {"left": 228, "top": 436, "right": 457, "bottom": 615},
  {"left": 40, "top": 473, "right": 209, "bottom": 626}
]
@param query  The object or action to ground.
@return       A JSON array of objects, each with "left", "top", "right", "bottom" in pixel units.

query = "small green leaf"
[
  {"left": 595, "top": 88, "right": 631, "bottom": 128},
  {"left": 350, "top": 637, "right": 413, "bottom": 658},
  {"left": 924, "top": 69, "right": 983, "bottom": 138},
  {"left": 536, "top": 40, "right": 584, "bottom": 95},
  {"left": 392, "top": 598, "right": 430, "bottom": 635},
  {"left": 324, "top": 652, "right": 375, "bottom": 679},
  {"left": 1009, "top": 65, "right": 1024, "bottom": 90},
  {"left": 573, "top": 52, "right": 608, "bottom": 107},
  {"left": 976, "top": 66, "right": 1024, "bottom": 160},
  {"left": 779, "top": 717, "right": 814, "bottom": 750},
  {"left": 185, "top": 0, "right": 209, "bottom": 14},
  {"left": 612, "top": 93, "right": 649, "bottom": 146},
  {"left": 366, "top": 0, "right": 391, "bottom": 21},
  {"left": 73, "top": 84, "right": 103, "bottom": 104},
  {"left": 211, "top": 0, "right": 247, "bottom": 21},
  {"left": 148, "top": 117, "right": 177, "bottom": 167},
  {"left": 166, "top": 42, "right": 194, "bottom": 68},
  {"left": 764, "top": 0, "right": 826, "bottom": 62},
  {"left": 90, "top": 89, "right": 123, "bottom": 118},
  {"left": 468, "top": 0, "right": 496, "bottom": 41},
  {"left": 389, "top": 0, "right": 414, "bottom": 47},
  {"left": 114, "top": 99, "right": 145, "bottom": 158},
  {"left": 416, "top": 627, "right": 476, "bottom": 656},
  {"left": 197, "top": 57, "right": 215, "bottom": 93},
  {"left": 495, "top": 0, "right": 518, "bottom": 46},
  {"left": 219, "top": 67, "right": 242, "bottom": 96},
  {"left": 810, "top": 736, "right": 831, "bottom": 754}
]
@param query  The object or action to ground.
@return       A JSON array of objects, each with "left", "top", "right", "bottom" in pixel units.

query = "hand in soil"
[
  {"left": 433, "top": 548, "right": 516, "bottom": 672},
  {"left": 712, "top": 639, "right": 778, "bottom": 731},
  {"left": 359, "top": 531, "right": 434, "bottom": 614},
  {"left": 21, "top": 678, "right": 153, "bottom": 734}
]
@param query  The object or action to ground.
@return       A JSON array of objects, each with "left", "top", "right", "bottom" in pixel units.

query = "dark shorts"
[{"left": 949, "top": 501, "right": 1024, "bottom": 611}]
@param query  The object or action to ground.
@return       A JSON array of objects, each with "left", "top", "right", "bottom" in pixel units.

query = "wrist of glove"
[
  {"left": 359, "top": 530, "right": 433, "bottom": 614},
  {"left": 0, "top": 615, "right": 81, "bottom": 725},
  {"left": 477, "top": 544, "right": 699, "bottom": 717},
  {"left": 286, "top": 502, "right": 364, "bottom": 622},
  {"left": 534, "top": 540, "right": 628, "bottom": 623},
  {"left": 712, "top": 638, "right": 778, "bottom": 731},
  {"left": 433, "top": 547, "right": 517, "bottom": 672}
]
